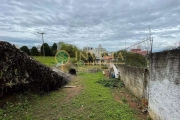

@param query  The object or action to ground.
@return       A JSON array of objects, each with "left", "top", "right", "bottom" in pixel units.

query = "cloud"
[{"left": 0, "top": 0, "right": 180, "bottom": 52}]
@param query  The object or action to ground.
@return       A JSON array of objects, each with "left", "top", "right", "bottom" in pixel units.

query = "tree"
[
  {"left": 59, "top": 42, "right": 79, "bottom": 57},
  {"left": 51, "top": 43, "right": 57, "bottom": 56},
  {"left": 88, "top": 52, "right": 95, "bottom": 63},
  {"left": 101, "top": 52, "right": 108, "bottom": 57},
  {"left": 41, "top": 43, "right": 52, "bottom": 56},
  {"left": 20, "top": 46, "right": 31, "bottom": 55},
  {"left": 31, "top": 46, "right": 39, "bottom": 56},
  {"left": 114, "top": 50, "right": 147, "bottom": 68}
]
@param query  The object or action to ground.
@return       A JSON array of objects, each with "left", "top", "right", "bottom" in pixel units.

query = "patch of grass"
[
  {"left": 146, "top": 115, "right": 151, "bottom": 120},
  {"left": 1, "top": 69, "right": 138, "bottom": 120},
  {"left": 32, "top": 56, "right": 56, "bottom": 66}
]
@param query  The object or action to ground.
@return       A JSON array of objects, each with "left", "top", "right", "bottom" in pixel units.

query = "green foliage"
[
  {"left": 57, "top": 42, "right": 96, "bottom": 64},
  {"left": 114, "top": 50, "right": 147, "bottom": 68},
  {"left": 33, "top": 56, "right": 56, "bottom": 66},
  {"left": 31, "top": 46, "right": 39, "bottom": 56},
  {"left": 20, "top": 46, "right": 31, "bottom": 55},
  {"left": 122, "top": 97, "right": 127, "bottom": 103},
  {"left": 102, "top": 65, "right": 108, "bottom": 69},
  {"left": 41, "top": 43, "right": 52, "bottom": 56},
  {"left": 146, "top": 115, "right": 151, "bottom": 120},
  {"left": 87, "top": 52, "right": 95, "bottom": 62},
  {"left": 51, "top": 43, "right": 57, "bottom": 56},
  {"left": 102, "top": 52, "right": 108, "bottom": 57},
  {"left": 97, "top": 78, "right": 124, "bottom": 89},
  {"left": 58, "top": 42, "right": 79, "bottom": 58}
]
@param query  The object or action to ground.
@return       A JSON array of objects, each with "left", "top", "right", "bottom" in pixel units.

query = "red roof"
[
  {"left": 131, "top": 49, "right": 141, "bottom": 52},
  {"left": 131, "top": 49, "right": 148, "bottom": 56},
  {"left": 103, "top": 56, "right": 113, "bottom": 60}
]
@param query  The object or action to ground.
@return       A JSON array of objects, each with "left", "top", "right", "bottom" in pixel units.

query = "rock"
[
  {"left": 141, "top": 108, "right": 148, "bottom": 113},
  {"left": 69, "top": 68, "right": 77, "bottom": 76}
]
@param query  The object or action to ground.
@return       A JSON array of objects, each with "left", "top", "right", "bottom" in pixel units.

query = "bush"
[{"left": 97, "top": 78, "right": 124, "bottom": 89}]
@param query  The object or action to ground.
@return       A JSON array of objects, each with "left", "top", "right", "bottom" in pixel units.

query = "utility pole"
[
  {"left": 149, "top": 25, "right": 153, "bottom": 54},
  {"left": 125, "top": 39, "right": 126, "bottom": 50},
  {"left": 37, "top": 32, "right": 45, "bottom": 57}
]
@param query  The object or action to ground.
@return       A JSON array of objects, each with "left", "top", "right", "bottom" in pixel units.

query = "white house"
[{"left": 92, "top": 44, "right": 106, "bottom": 61}]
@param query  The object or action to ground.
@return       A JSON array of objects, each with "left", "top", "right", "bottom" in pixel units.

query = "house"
[
  {"left": 83, "top": 46, "right": 93, "bottom": 52},
  {"left": 92, "top": 44, "right": 106, "bottom": 59},
  {"left": 91, "top": 44, "right": 107, "bottom": 64},
  {"left": 103, "top": 55, "right": 113, "bottom": 63},
  {"left": 130, "top": 47, "right": 148, "bottom": 56}
]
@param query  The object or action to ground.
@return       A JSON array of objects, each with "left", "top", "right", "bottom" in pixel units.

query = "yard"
[{"left": 0, "top": 57, "right": 148, "bottom": 120}]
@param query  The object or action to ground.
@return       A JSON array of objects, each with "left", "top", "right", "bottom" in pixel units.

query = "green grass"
[
  {"left": 1, "top": 71, "right": 138, "bottom": 120},
  {"left": 32, "top": 56, "right": 56, "bottom": 66},
  {"left": 64, "top": 72, "right": 138, "bottom": 120}
]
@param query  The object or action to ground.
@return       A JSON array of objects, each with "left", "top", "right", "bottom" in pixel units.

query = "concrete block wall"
[
  {"left": 116, "top": 65, "right": 148, "bottom": 100},
  {"left": 148, "top": 49, "right": 180, "bottom": 120}
]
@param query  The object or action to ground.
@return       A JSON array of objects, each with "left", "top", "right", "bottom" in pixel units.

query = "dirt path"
[{"left": 63, "top": 77, "right": 83, "bottom": 103}]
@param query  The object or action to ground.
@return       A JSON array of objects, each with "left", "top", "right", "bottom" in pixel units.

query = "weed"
[
  {"left": 52, "top": 103, "right": 58, "bottom": 108},
  {"left": 146, "top": 115, "right": 151, "bottom": 120},
  {"left": 97, "top": 78, "right": 124, "bottom": 88},
  {"left": 88, "top": 112, "right": 96, "bottom": 118},
  {"left": 122, "top": 97, "right": 127, "bottom": 103}
]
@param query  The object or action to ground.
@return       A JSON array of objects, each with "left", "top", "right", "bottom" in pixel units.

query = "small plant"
[
  {"left": 146, "top": 115, "right": 151, "bottom": 120},
  {"left": 0, "top": 109, "right": 5, "bottom": 119},
  {"left": 52, "top": 103, "right": 58, "bottom": 108},
  {"left": 97, "top": 78, "right": 124, "bottom": 89},
  {"left": 88, "top": 112, "right": 96, "bottom": 118},
  {"left": 122, "top": 97, "right": 127, "bottom": 103}
]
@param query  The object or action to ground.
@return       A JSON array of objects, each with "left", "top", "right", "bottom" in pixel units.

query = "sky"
[{"left": 0, "top": 0, "right": 180, "bottom": 52}]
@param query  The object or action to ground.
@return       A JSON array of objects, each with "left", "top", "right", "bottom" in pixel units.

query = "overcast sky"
[{"left": 0, "top": 0, "right": 180, "bottom": 52}]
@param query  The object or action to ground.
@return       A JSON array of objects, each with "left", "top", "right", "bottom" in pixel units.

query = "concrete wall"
[
  {"left": 148, "top": 49, "right": 180, "bottom": 120},
  {"left": 116, "top": 49, "right": 180, "bottom": 120},
  {"left": 116, "top": 65, "right": 148, "bottom": 100}
]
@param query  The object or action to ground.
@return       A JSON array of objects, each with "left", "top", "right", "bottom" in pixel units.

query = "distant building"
[
  {"left": 130, "top": 47, "right": 148, "bottom": 56},
  {"left": 92, "top": 44, "right": 106, "bottom": 61},
  {"left": 83, "top": 47, "right": 93, "bottom": 52},
  {"left": 103, "top": 55, "right": 113, "bottom": 63}
]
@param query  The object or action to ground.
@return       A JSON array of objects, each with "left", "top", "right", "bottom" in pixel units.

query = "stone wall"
[
  {"left": 0, "top": 41, "right": 71, "bottom": 96},
  {"left": 148, "top": 49, "right": 180, "bottom": 120}
]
